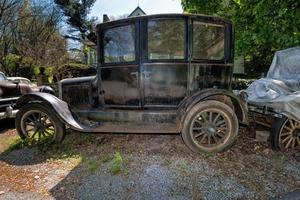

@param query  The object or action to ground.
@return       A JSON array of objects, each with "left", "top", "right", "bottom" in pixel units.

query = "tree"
[
  {"left": 182, "top": 0, "right": 300, "bottom": 77},
  {"left": 54, "top": 0, "right": 96, "bottom": 41},
  {"left": 0, "top": 0, "right": 69, "bottom": 77}
]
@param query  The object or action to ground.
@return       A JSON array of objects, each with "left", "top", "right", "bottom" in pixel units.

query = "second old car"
[{"left": 15, "top": 14, "right": 248, "bottom": 153}]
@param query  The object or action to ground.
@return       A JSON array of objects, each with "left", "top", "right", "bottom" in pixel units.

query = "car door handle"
[
  {"left": 130, "top": 72, "right": 138, "bottom": 77},
  {"left": 143, "top": 72, "right": 152, "bottom": 78}
]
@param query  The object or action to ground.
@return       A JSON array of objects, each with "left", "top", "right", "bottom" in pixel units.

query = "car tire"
[
  {"left": 182, "top": 100, "right": 239, "bottom": 153},
  {"left": 15, "top": 102, "right": 66, "bottom": 144},
  {"left": 271, "top": 116, "right": 300, "bottom": 151}
]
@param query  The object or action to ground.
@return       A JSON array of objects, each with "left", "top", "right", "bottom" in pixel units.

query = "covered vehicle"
[
  {"left": 14, "top": 14, "right": 247, "bottom": 153},
  {"left": 245, "top": 47, "right": 300, "bottom": 151},
  {"left": 0, "top": 71, "right": 54, "bottom": 120}
]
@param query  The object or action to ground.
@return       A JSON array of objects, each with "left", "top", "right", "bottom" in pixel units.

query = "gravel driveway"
[{"left": 0, "top": 119, "right": 300, "bottom": 200}]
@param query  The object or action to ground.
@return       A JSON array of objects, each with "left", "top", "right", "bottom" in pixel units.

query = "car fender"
[
  {"left": 16, "top": 92, "right": 83, "bottom": 131},
  {"left": 177, "top": 89, "right": 248, "bottom": 131}
]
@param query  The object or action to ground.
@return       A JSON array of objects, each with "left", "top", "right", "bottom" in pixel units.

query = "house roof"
[{"left": 128, "top": 6, "right": 146, "bottom": 17}]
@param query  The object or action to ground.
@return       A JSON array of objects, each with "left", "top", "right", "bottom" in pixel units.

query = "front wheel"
[
  {"left": 15, "top": 102, "right": 66, "bottom": 145},
  {"left": 182, "top": 100, "right": 239, "bottom": 153}
]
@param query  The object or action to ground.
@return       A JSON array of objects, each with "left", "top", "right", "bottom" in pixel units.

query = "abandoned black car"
[{"left": 15, "top": 14, "right": 248, "bottom": 153}]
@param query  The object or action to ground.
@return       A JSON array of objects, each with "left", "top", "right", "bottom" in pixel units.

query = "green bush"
[{"left": 53, "top": 63, "right": 96, "bottom": 81}]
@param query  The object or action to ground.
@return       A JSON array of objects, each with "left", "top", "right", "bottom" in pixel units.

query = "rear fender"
[
  {"left": 16, "top": 92, "right": 83, "bottom": 131},
  {"left": 177, "top": 89, "right": 248, "bottom": 131}
]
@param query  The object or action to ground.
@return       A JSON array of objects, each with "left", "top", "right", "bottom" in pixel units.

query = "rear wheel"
[
  {"left": 271, "top": 116, "right": 300, "bottom": 151},
  {"left": 16, "top": 102, "right": 66, "bottom": 145},
  {"left": 182, "top": 100, "right": 239, "bottom": 153}
]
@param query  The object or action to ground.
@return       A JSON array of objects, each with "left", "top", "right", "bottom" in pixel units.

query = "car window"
[
  {"left": 0, "top": 73, "right": 6, "bottom": 81},
  {"left": 103, "top": 24, "right": 136, "bottom": 63},
  {"left": 148, "top": 19, "right": 185, "bottom": 60},
  {"left": 193, "top": 21, "right": 225, "bottom": 60}
]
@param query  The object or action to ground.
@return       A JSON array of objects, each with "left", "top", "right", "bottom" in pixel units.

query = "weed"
[
  {"left": 110, "top": 152, "right": 123, "bottom": 174},
  {"left": 87, "top": 159, "right": 102, "bottom": 172},
  {"left": 101, "top": 154, "right": 112, "bottom": 163},
  {"left": 204, "top": 152, "right": 215, "bottom": 158}
]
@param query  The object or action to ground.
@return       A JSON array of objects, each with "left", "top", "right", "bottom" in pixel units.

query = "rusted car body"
[
  {"left": 15, "top": 14, "right": 248, "bottom": 153},
  {"left": 0, "top": 71, "right": 54, "bottom": 119}
]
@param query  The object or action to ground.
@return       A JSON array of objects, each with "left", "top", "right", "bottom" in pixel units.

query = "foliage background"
[{"left": 182, "top": 0, "right": 300, "bottom": 77}]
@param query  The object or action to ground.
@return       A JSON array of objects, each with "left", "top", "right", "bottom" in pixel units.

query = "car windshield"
[{"left": 0, "top": 73, "right": 6, "bottom": 81}]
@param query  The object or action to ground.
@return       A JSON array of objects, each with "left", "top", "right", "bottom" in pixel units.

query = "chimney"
[{"left": 103, "top": 14, "right": 110, "bottom": 22}]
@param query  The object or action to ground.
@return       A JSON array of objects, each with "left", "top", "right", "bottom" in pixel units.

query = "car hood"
[{"left": 0, "top": 80, "right": 40, "bottom": 98}]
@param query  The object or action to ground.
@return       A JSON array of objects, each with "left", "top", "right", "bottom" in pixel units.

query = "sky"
[{"left": 89, "top": 0, "right": 183, "bottom": 20}]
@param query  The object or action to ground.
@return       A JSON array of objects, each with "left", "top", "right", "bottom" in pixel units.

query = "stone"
[{"left": 255, "top": 131, "right": 270, "bottom": 142}]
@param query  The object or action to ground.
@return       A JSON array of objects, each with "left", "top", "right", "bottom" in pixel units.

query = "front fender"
[
  {"left": 178, "top": 89, "right": 248, "bottom": 130},
  {"left": 16, "top": 92, "right": 83, "bottom": 131}
]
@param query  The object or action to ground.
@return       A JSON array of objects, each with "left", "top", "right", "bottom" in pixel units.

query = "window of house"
[
  {"left": 193, "top": 22, "right": 225, "bottom": 60},
  {"left": 148, "top": 19, "right": 185, "bottom": 60},
  {"left": 103, "top": 24, "right": 136, "bottom": 63}
]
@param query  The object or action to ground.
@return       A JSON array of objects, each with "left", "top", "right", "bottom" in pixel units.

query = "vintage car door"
[
  {"left": 100, "top": 20, "right": 141, "bottom": 108},
  {"left": 188, "top": 17, "right": 233, "bottom": 92},
  {"left": 141, "top": 17, "right": 188, "bottom": 108}
]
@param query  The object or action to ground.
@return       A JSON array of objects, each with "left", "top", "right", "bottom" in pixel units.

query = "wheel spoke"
[
  {"left": 285, "top": 137, "right": 293, "bottom": 149},
  {"left": 32, "top": 113, "right": 38, "bottom": 122},
  {"left": 282, "top": 135, "right": 292, "bottom": 143},
  {"left": 193, "top": 127, "right": 203, "bottom": 131},
  {"left": 212, "top": 134, "right": 218, "bottom": 143},
  {"left": 216, "top": 120, "right": 226, "bottom": 127},
  {"left": 44, "top": 130, "right": 54, "bottom": 136},
  {"left": 213, "top": 113, "right": 221, "bottom": 124},
  {"left": 26, "top": 127, "right": 35, "bottom": 132},
  {"left": 281, "top": 131, "right": 292, "bottom": 137},
  {"left": 202, "top": 113, "right": 210, "bottom": 123},
  {"left": 283, "top": 125, "right": 293, "bottom": 132},
  {"left": 216, "top": 131, "right": 225, "bottom": 138},
  {"left": 199, "top": 134, "right": 207, "bottom": 144},
  {"left": 207, "top": 135, "right": 211, "bottom": 146},
  {"left": 194, "top": 119, "right": 204, "bottom": 126},
  {"left": 209, "top": 112, "right": 213, "bottom": 122},
  {"left": 30, "top": 130, "right": 38, "bottom": 139},
  {"left": 289, "top": 120, "right": 295, "bottom": 129}
]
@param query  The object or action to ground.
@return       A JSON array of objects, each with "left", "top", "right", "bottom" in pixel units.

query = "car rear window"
[{"left": 193, "top": 21, "right": 225, "bottom": 60}]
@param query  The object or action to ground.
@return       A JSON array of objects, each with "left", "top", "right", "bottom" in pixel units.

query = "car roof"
[
  {"left": 8, "top": 77, "right": 30, "bottom": 80},
  {"left": 97, "top": 13, "right": 232, "bottom": 30}
]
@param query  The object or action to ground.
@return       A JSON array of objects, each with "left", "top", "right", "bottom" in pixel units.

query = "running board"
[{"left": 73, "top": 122, "right": 180, "bottom": 134}]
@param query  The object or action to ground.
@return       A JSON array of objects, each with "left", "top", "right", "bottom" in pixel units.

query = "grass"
[
  {"left": 110, "top": 152, "right": 123, "bottom": 175},
  {"left": 85, "top": 153, "right": 123, "bottom": 174},
  {"left": 3, "top": 136, "right": 26, "bottom": 154},
  {"left": 87, "top": 159, "right": 102, "bottom": 172}
]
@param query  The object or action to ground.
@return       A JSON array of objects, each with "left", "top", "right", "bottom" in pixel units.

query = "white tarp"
[{"left": 245, "top": 46, "right": 300, "bottom": 121}]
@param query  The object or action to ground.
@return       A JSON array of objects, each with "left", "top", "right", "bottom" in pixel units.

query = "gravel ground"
[{"left": 0, "top": 119, "right": 300, "bottom": 200}]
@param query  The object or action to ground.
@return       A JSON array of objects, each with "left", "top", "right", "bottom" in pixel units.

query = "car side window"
[
  {"left": 147, "top": 19, "right": 185, "bottom": 60},
  {"left": 193, "top": 21, "right": 225, "bottom": 60},
  {"left": 103, "top": 24, "right": 136, "bottom": 63}
]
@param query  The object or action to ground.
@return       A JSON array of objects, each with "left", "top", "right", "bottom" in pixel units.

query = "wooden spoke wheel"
[
  {"left": 272, "top": 117, "right": 300, "bottom": 151},
  {"left": 16, "top": 103, "right": 65, "bottom": 145},
  {"left": 182, "top": 100, "right": 239, "bottom": 153}
]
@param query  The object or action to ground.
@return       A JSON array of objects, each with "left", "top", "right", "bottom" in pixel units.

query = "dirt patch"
[{"left": 0, "top": 126, "right": 300, "bottom": 199}]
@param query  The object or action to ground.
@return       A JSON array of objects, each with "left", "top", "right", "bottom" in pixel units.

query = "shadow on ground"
[
  {"left": 0, "top": 118, "right": 15, "bottom": 133},
  {"left": 1, "top": 128, "right": 300, "bottom": 200}
]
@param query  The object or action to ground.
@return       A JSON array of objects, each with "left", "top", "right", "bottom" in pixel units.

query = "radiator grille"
[{"left": 62, "top": 84, "right": 91, "bottom": 105}]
